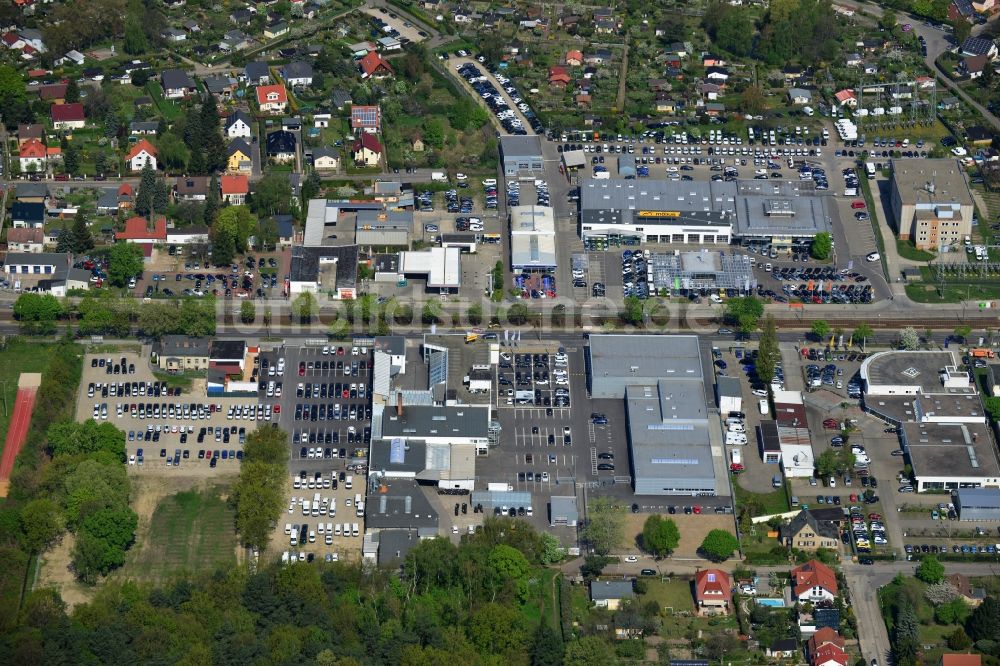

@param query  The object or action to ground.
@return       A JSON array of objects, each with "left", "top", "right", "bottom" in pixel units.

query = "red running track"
[{"left": 0, "top": 388, "right": 37, "bottom": 483}]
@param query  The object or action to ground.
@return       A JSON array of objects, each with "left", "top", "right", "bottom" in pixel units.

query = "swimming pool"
[{"left": 756, "top": 598, "right": 786, "bottom": 607}]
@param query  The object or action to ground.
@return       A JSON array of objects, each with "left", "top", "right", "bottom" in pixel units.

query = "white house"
[
  {"left": 224, "top": 110, "right": 253, "bottom": 139},
  {"left": 126, "top": 139, "right": 158, "bottom": 172}
]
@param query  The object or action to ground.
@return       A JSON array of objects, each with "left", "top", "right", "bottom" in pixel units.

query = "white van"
[
  {"left": 759, "top": 399, "right": 769, "bottom": 415},
  {"left": 726, "top": 432, "right": 748, "bottom": 446},
  {"left": 352, "top": 523, "right": 360, "bottom": 537},
  {"left": 345, "top": 475, "right": 353, "bottom": 490},
  {"left": 335, "top": 524, "right": 342, "bottom": 536}
]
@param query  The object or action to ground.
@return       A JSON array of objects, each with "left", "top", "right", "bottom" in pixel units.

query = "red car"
[
  {"left": 823, "top": 418, "right": 839, "bottom": 429},
  {"left": 298, "top": 362, "right": 306, "bottom": 376},
  {"left": 850, "top": 494, "right": 859, "bottom": 503},
  {"left": 730, "top": 463, "right": 745, "bottom": 473},
  {"left": 273, "top": 405, "right": 281, "bottom": 413},
  {"left": 692, "top": 505, "right": 702, "bottom": 514},
  {"left": 868, "top": 513, "right": 882, "bottom": 520},
  {"left": 337, "top": 347, "right": 345, "bottom": 355},
  {"left": 851, "top": 201, "right": 866, "bottom": 209}
]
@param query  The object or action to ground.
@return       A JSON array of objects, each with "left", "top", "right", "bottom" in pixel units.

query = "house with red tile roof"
[
  {"left": 808, "top": 627, "right": 848, "bottom": 666},
  {"left": 19, "top": 138, "right": 47, "bottom": 172},
  {"left": 694, "top": 569, "right": 732, "bottom": 614},
  {"left": 791, "top": 560, "right": 838, "bottom": 602},
  {"left": 549, "top": 65, "right": 571, "bottom": 88},
  {"left": 126, "top": 139, "right": 158, "bottom": 172},
  {"left": 359, "top": 50, "right": 393, "bottom": 79},
  {"left": 940, "top": 655, "right": 981, "bottom": 666},
  {"left": 256, "top": 84, "right": 288, "bottom": 114},
  {"left": 7, "top": 227, "right": 45, "bottom": 253},
  {"left": 51, "top": 102, "right": 86, "bottom": 130},
  {"left": 834, "top": 89, "right": 857, "bottom": 108},
  {"left": 352, "top": 133, "right": 382, "bottom": 167},
  {"left": 220, "top": 175, "right": 249, "bottom": 205},
  {"left": 116, "top": 216, "right": 167, "bottom": 243},
  {"left": 566, "top": 50, "right": 583, "bottom": 66}
]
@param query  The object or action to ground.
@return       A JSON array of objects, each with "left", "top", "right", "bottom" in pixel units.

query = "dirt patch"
[
  {"left": 622, "top": 513, "right": 736, "bottom": 559},
  {"left": 36, "top": 533, "right": 94, "bottom": 609}
]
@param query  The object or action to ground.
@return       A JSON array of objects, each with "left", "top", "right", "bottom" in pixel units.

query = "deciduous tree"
[
  {"left": 699, "top": 529, "right": 739, "bottom": 562},
  {"left": 641, "top": 514, "right": 680, "bottom": 557}
]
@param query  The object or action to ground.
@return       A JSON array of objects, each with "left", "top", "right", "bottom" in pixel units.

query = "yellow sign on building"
[{"left": 637, "top": 211, "right": 680, "bottom": 218}]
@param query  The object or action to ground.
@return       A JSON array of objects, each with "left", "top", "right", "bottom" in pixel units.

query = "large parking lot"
[{"left": 79, "top": 352, "right": 264, "bottom": 470}]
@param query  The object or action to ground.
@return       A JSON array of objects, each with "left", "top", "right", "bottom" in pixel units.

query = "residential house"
[
  {"left": 791, "top": 560, "right": 838, "bottom": 602},
  {"left": 961, "top": 37, "right": 998, "bottom": 59},
  {"left": 566, "top": 49, "right": 583, "bottom": 66},
  {"left": 704, "top": 102, "right": 725, "bottom": 116},
  {"left": 782, "top": 510, "right": 840, "bottom": 550},
  {"left": 17, "top": 124, "right": 44, "bottom": 148},
  {"left": 282, "top": 60, "right": 314, "bottom": 87},
  {"left": 589, "top": 580, "right": 634, "bottom": 610},
  {"left": 162, "top": 27, "right": 187, "bottom": 42},
  {"left": 230, "top": 8, "right": 255, "bottom": 25},
  {"left": 244, "top": 61, "right": 272, "bottom": 85},
  {"left": 183, "top": 19, "right": 201, "bottom": 33},
  {"left": 917, "top": 75, "right": 936, "bottom": 89},
  {"left": 549, "top": 66, "right": 571, "bottom": 88},
  {"left": 332, "top": 88, "right": 353, "bottom": 109},
  {"left": 808, "top": 628, "right": 847, "bottom": 666},
  {"left": 845, "top": 52, "right": 863, "bottom": 67},
  {"left": 18, "top": 28, "right": 45, "bottom": 53},
  {"left": 264, "top": 21, "right": 290, "bottom": 40},
  {"left": 584, "top": 49, "right": 612, "bottom": 65},
  {"left": 784, "top": 65, "right": 805, "bottom": 82},
  {"left": 18, "top": 138, "right": 47, "bottom": 172},
  {"left": 788, "top": 88, "right": 813, "bottom": 105},
  {"left": 352, "top": 133, "right": 382, "bottom": 167},
  {"left": 55, "top": 49, "right": 85, "bottom": 66},
  {"left": 594, "top": 14, "right": 617, "bottom": 33},
  {"left": 301, "top": 3, "right": 320, "bottom": 19},
  {"left": 126, "top": 139, "right": 158, "bottom": 172},
  {"left": 274, "top": 215, "right": 296, "bottom": 246},
  {"left": 940, "top": 95, "right": 961, "bottom": 110},
  {"left": 705, "top": 66, "right": 729, "bottom": 83},
  {"left": 161, "top": 68, "right": 197, "bottom": 99},
  {"left": 265, "top": 130, "right": 296, "bottom": 163},
  {"left": 203, "top": 74, "right": 237, "bottom": 99},
  {"left": 116, "top": 216, "right": 167, "bottom": 244},
  {"left": 256, "top": 84, "right": 288, "bottom": 114},
  {"left": 694, "top": 569, "right": 732, "bottom": 615},
  {"left": 949, "top": 0, "right": 975, "bottom": 21},
  {"left": 575, "top": 93, "right": 591, "bottom": 108},
  {"left": 312, "top": 147, "right": 340, "bottom": 171},
  {"left": 767, "top": 639, "right": 798, "bottom": 659},
  {"left": 220, "top": 174, "right": 249, "bottom": 204},
  {"left": 174, "top": 176, "right": 210, "bottom": 202},
  {"left": 359, "top": 50, "right": 393, "bottom": 79},
  {"left": 700, "top": 82, "right": 722, "bottom": 100},
  {"left": 6, "top": 227, "right": 45, "bottom": 253},
  {"left": 220, "top": 29, "right": 251, "bottom": 52},
  {"left": 350, "top": 105, "right": 381, "bottom": 133},
  {"left": 96, "top": 184, "right": 134, "bottom": 215},
  {"left": 14, "top": 183, "right": 48, "bottom": 205},
  {"left": 834, "top": 89, "right": 858, "bottom": 108},
  {"left": 966, "top": 125, "right": 993, "bottom": 145},
  {"left": 38, "top": 82, "right": 67, "bottom": 103},
  {"left": 703, "top": 53, "right": 725, "bottom": 67},
  {"left": 227, "top": 139, "right": 253, "bottom": 173},
  {"left": 225, "top": 110, "right": 253, "bottom": 139},
  {"left": 946, "top": 573, "right": 986, "bottom": 606},
  {"left": 130, "top": 121, "right": 159, "bottom": 135},
  {"left": 962, "top": 54, "right": 989, "bottom": 79},
  {"left": 50, "top": 103, "right": 85, "bottom": 130},
  {"left": 655, "top": 95, "right": 679, "bottom": 113},
  {"left": 940, "top": 655, "right": 982, "bottom": 666},
  {"left": 153, "top": 336, "right": 211, "bottom": 372},
  {"left": 10, "top": 202, "right": 45, "bottom": 228},
  {"left": 411, "top": 136, "right": 424, "bottom": 152}
]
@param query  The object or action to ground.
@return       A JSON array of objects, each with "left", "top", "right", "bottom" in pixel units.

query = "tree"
[
  {"left": 725, "top": 296, "right": 764, "bottom": 333},
  {"left": 19, "top": 499, "right": 65, "bottom": 553},
  {"left": 0, "top": 64, "right": 27, "bottom": 128},
  {"left": 563, "top": 636, "right": 618, "bottom": 666},
  {"left": 581, "top": 497, "right": 624, "bottom": 556},
  {"left": 811, "top": 320, "right": 831, "bottom": 342},
  {"left": 811, "top": 232, "right": 833, "bottom": 259},
  {"left": 854, "top": 323, "right": 874, "bottom": 351},
  {"left": 134, "top": 162, "right": 156, "bottom": 217},
  {"left": 257, "top": 217, "right": 278, "bottom": 252},
  {"left": 915, "top": 555, "right": 945, "bottom": 584},
  {"left": 641, "top": 515, "right": 680, "bottom": 557},
  {"left": 468, "top": 303, "right": 483, "bottom": 326},
  {"left": 539, "top": 533, "right": 564, "bottom": 565},
  {"left": 621, "top": 296, "right": 644, "bottom": 326},
  {"left": 292, "top": 292, "right": 317, "bottom": 323},
  {"left": 899, "top": 327, "right": 920, "bottom": 351},
  {"left": 699, "top": 529, "right": 739, "bottom": 562},
  {"left": 953, "top": 325, "right": 972, "bottom": 343},
  {"left": 966, "top": 596, "right": 1000, "bottom": 642},
  {"left": 215, "top": 205, "right": 258, "bottom": 252},
  {"left": 936, "top": 597, "right": 972, "bottom": 625},
  {"left": 239, "top": 300, "right": 256, "bottom": 325},
  {"left": 894, "top": 598, "right": 920, "bottom": 666},
  {"left": 947, "top": 627, "right": 972, "bottom": 650},
  {"left": 487, "top": 544, "right": 530, "bottom": 590},
  {"left": 69, "top": 212, "right": 94, "bottom": 253},
  {"left": 757, "top": 315, "right": 779, "bottom": 384},
  {"left": 530, "top": 623, "right": 564, "bottom": 666},
  {"left": 816, "top": 449, "right": 840, "bottom": 479},
  {"left": 740, "top": 86, "right": 767, "bottom": 114},
  {"left": 107, "top": 243, "right": 144, "bottom": 288},
  {"left": 13, "top": 293, "right": 64, "bottom": 334},
  {"left": 232, "top": 459, "right": 285, "bottom": 549},
  {"left": 249, "top": 174, "right": 292, "bottom": 216},
  {"left": 211, "top": 226, "right": 236, "bottom": 266},
  {"left": 302, "top": 170, "right": 322, "bottom": 201},
  {"left": 63, "top": 143, "right": 80, "bottom": 175},
  {"left": 64, "top": 78, "right": 80, "bottom": 104},
  {"left": 951, "top": 17, "right": 972, "bottom": 46},
  {"left": 153, "top": 179, "right": 170, "bottom": 214},
  {"left": 508, "top": 303, "right": 530, "bottom": 326}
]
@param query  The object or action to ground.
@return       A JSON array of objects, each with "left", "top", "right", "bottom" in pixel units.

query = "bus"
[{"left": 865, "top": 162, "right": 876, "bottom": 180}]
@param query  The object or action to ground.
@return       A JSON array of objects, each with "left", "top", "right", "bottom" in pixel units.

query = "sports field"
[{"left": 124, "top": 485, "right": 237, "bottom": 582}]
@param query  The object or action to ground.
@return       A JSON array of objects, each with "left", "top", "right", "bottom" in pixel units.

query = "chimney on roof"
[{"left": 397, "top": 391, "right": 403, "bottom": 417}]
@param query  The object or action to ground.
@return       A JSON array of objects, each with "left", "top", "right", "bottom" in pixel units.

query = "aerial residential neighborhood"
[{"left": 2, "top": 0, "right": 1000, "bottom": 663}]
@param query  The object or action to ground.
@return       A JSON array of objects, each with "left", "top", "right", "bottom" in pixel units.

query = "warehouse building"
[
  {"left": 861, "top": 350, "right": 1000, "bottom": 492},
  {"left": 954, "top": 488, "right": 1000, "bottom": 521},
  {"left": 890, "top": 159, "right": 974, "bottom": 251},
  {"left": 500, "top": 135, "right": 544, "bottom": 177},
  {"left": 586, "top": 334, "right": 724, "bottom": 496},
  {"left": 648, "top": 251, "right": 755, "bottom": 293},
  {"left": 731, "top": 180, "right": 833, "bottom": 249},
  {"left": 510, "top": 205, "right": 557, "bottom": 270},
  {"left": 355, "top": 209, "right": 412, "bottom": 247}
]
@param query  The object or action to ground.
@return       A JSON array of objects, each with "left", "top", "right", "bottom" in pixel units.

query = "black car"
[
  {"left": 640, "top": 568, "right": 657, "bottom": 576},
  {"left": 858, "top": 557, "right": 874, "bottom": 565}
]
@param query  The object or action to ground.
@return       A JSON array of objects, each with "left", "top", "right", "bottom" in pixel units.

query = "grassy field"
[
  {"left": 124, "top": 487, "right": 236, "bottom": 582},
  {"left": 0, "top": 340, "right": 60, "bottom": 448},
  {"left": 905, "top": 281, "right": 1000, "bottom": 303},
  {"left": 895, "top": 239, "right": 936, "bottom": 262},
  {"left": 641, "top": 577, "right": 695, "bottom": 614},
  {"left": 733, "top": 475, "right": 790, "bottom": 516}
]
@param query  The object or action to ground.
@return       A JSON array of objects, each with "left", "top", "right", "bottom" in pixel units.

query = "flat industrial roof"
[
  {"left": 365, "top": 478, "right": 439, "bottom": 529},
  {"left": 500, "top": 134, "right": 543, "bottom": 159},
  {"left": 398, "top": 247, "right": 461, "bottom": 288},
  {"left": 625, "top": 382, "right": 715, "bottom": 481},
  {"left": 380, "top": 405, "right": 491, "bottom": 439},
  {"left": 511, "top": 233, "right": 557, "bottom": 268},
  {"left": 862, "top": 350, "right": 974, "bottom": 394},
  {"left": 731, "top": 190, "right": 832, "bottom": 238},
  {"left": 288, "top": 244, "right": 359, "bottom": 288},
  {"left": 588, "top": 334, "right": 703, "bottom": 382},
  {"left": 891, "top": 158, "right": 973, "bottom": 207},
  {"left": 903, "top": 421, "right": 1000, "bottom": 480}
]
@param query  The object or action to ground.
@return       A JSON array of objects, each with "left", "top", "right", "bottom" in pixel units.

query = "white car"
[
  {"left": 624, "top": 555, "right": 638, "bottom": 563},
  {"left": 866, "top": 252, "right": 881, "bottom": 262},
  {"left": 751, "top": 388, "right": 768, "bottom": 398}
]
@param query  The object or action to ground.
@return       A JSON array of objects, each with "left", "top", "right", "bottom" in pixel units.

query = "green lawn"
[
  {"left": 905, "top": 281, "right": 1000, "bottom": 303},
  {"left": 0, "top": 341, "right": 60, "bottom": 449},
  {"left": 895, "top": 239, "right": 936, "bottom": 262},
  {"left": 733, "top": 475, "right": 790, "bottom": 517},
  {"left": 145, "top": 81, "right": 183, "bottom": 121},
  {"left": 640, "top": 577, "right": 695, "bottom": 614},
  {"left": 124, "top": 487, "right": 236, "bottom": 582}
]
